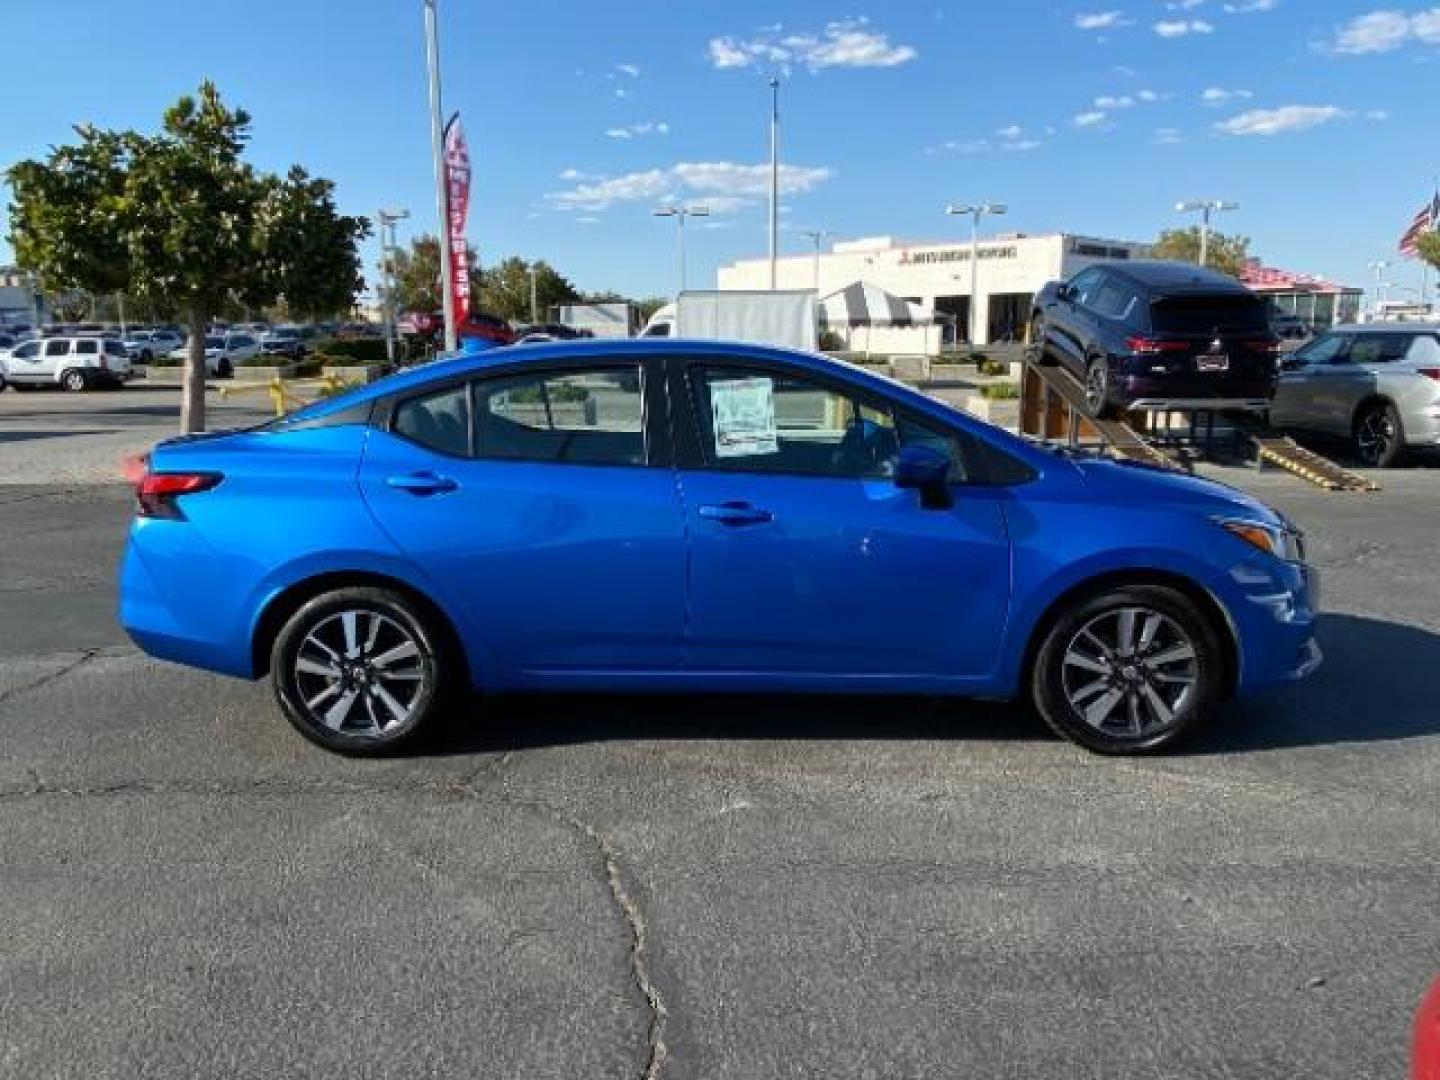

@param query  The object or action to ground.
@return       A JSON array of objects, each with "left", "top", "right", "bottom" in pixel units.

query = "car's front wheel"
[
  {"left": 271, "top": 587, "right": 452, "bottom": 755},
  {"left": 1031, "top": 584, "right": 1225, "bottom": 755},
  {"left": 61, "top": 369, "right": 88, "bottom": 393},
  {"left": 1083, "top": 355, "right": 1115, "bottom": 418}
]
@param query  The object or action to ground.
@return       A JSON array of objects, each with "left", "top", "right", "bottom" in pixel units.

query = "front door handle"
[
  {"left": 698, "top": 502, "right": 773, "bottom": 526},
  {"left": 386, "top": 471, "right": 458, "bottom": 496}
]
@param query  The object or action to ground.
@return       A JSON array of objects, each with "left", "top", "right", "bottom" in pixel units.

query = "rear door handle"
[
  {"left": 698, "top": 502, "right": 773, "bottom": 526},
  {"left": 386, "top": 471, "right": 458, "bottom": 495}
]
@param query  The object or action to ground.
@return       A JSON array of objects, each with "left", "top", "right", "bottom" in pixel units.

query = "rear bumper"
[{"left": 1117, "top": 371, "right": 1276, "bottom": 410}]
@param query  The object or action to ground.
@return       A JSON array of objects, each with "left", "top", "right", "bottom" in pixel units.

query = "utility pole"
[
  {"left": 768, "top": 76, "right": 780, "bottom": 290},
  {"left": 423, "top": 0, "right": 456, "bottom": 353},
  {"left": 654, "top": 205, "right": 711, "bottom": 335}
]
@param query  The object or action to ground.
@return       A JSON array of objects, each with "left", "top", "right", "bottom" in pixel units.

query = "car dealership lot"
[{"left": 2, "top": 393, "right": 1439, "bottom": 1077}]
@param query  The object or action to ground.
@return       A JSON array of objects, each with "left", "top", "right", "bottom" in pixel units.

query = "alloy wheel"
[
  {"left": 1356, "top": 410, "right": 1395, "bottom": 467},
  {"left": 1060, "top": 606, "right": 1198, "bottom": 738},
  {"left": 1084, "top": 360, "right": 1108, "bottom": 415},
  {"left": 293, "top": 609, "right": 430, "bottom": 739}
]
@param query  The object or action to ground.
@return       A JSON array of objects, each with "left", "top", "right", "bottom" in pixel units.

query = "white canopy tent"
[{"left": 817, "top": 281, "right": 944, "bottom": 358}]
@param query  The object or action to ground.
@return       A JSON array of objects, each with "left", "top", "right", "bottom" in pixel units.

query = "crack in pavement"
[
  {"left": 0, "top": 649, "right": 101, "bottom": 707},
  {"left": 0, "top": 772, "right": 506, "bottom": 802},
  {"left": 465, "top": 763, "right": 670, "bottom": 1080}
]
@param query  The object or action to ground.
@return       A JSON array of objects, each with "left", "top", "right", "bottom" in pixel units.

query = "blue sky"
[{"left": 2, "top": 0, "right": 1437, "bottom": 301}]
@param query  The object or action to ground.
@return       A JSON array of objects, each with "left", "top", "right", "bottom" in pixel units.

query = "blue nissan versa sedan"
[{"left": 118, "top": 340, "right": 1321, "bottom": 756}]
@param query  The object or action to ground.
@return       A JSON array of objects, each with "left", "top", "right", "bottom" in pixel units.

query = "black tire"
[
  {"left": 61, "top": 368, "right": 89, "bottom": 393},
  {"left": 140, "top": 349, "right": 153, "bottom": 363},
  {"left": 1353, "top": 401, "right": 1405, "bottom": 468},
  {"left": 1030, "top": 317, "right": 1054, "bottom": 364},
  {"left": 1083, "top": 355, "right": 1116, "bottom": 419},
  {"left": 270, "top": 586, "right": 454, "bottom": 755},
  {"left": 1030, "top": 584, "right": 1225, "bottom": 755},
  {"left": 217, "top": 358, "right": 233, "bottom": 379}
]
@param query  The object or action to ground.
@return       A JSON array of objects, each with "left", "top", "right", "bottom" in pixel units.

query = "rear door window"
[
  {"left": 1349, "top": 333, "right": 1416, "bottom": 365},
  {"left": 1151, "top": 295, "right": 1269, "bottom": 334},
  {"left": 474, "top": 366, "right": 646, "bottom": 466},
  {"left": 74, "top": 339, "right": 98, "bottom": 355},
  {"left": 44, "top": 340, "right": 71, "bottom": 357}
]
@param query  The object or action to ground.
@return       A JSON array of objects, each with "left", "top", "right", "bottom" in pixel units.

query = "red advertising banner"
[{"left": 442, "top": 113, "right": 471, "bottom": 331}]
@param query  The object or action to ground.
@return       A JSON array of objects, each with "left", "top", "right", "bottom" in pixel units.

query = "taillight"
[
  {"left": 1418, "top": 368, "right": 1440, "bottom": 382},
  {"left": 134, "top": 467, "right": 222, "bottom": 519},
  {"left": 1126, "top": 336, "right": 1190, "bottom": 355},
  {"left": 1242, "top": 337, "right": 1283, "bottom": 355}
]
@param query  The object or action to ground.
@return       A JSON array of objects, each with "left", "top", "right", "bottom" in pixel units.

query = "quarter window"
[
  {"left": 474, "top": 366, "right": 645, "bottom": 466},
  {"left": 1407, "top": 335, "right": 1440, "bottom": 365},
  {"left": 393, "top": 384, "right": 471, "bottom": 457},
  {"left": 1349, "top": 334, "right": 1416, "bottom": 365},
  {"left": 74, "top": 339, "right": 98, "bottom": 355}
]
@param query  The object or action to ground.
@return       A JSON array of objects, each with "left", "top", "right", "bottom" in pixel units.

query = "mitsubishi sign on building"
[{"left": 718, "top": 233, "right": 1150, "bottom": 349}]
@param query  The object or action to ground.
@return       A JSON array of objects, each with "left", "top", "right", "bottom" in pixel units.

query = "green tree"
[
  {"left": 476, "top": 257, "right": 580, "bottom": 323},
  {"left": 7, "top": 82, "right": 368, "bottom": 432},
  {"left": 1153, "top": 226, "right": 1252, "bottom": 278},
  {"left": 1417, "top": 232, "right": 1440, "bottom": 275},
  {"left": 384, "top": 234, "right": 480, "bottom": 316}
]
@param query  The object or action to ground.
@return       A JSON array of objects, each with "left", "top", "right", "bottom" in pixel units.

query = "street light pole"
[
  {"left": 799, "top": 229, "right": 830, "bottom": 293},
  {"left": 654, "top": 206, "right": 711, "bottom": 333},
  {"left": 528, "top": 264, "right": 539, "bottom": 324},
  {"left": 1175, "top": 199, "right": 1239, "bottom": 268},
  {"left": 1368, "top": 260, "right": 1391, "bottom": 316},
  {"left": 768, "top": 77, "right": 780, "bottom": 291},
  {"left": 945, "top": 203, "right": 1007, "bottom": 348},
  {"left": 423, "top": 0, "right": 456, "bottom": 353},
  {"left": 376, "top": 208, "right": 410, "bottom": 367}
]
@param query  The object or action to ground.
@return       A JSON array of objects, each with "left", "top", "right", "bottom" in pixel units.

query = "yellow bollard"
[{"left": 269, "top": 377, "right": 285, "bottom": 417}]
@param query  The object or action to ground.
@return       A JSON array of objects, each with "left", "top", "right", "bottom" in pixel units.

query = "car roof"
[
  {"left": 1100, "top": 260, "right": 1255, "bottom": 296},
  {"left": 1330, "top": 322, "right": 1440, "bottom": 334}
]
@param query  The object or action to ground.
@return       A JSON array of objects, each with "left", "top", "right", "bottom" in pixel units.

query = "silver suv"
[
  {"left": 1, "top": 334, "right": 134, "bottom": 392},
  {"left": 1270, "top": 324, "right": 1440, "bottom": 467}
]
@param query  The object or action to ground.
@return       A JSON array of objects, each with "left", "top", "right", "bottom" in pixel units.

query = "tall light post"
[
  {"left": 423, "top": 0, "right": 456, "bottom": 353},
  {"left": 376, "top": 207, "right": 410, "bottom": 366},
  {"left": 799, "top": 229, "right": 831, "bottom": 293},
  {"left": 654, "top": 205, "right": 710, "bottom": 335},
  {"left": 768, "top": 76, "right": 780, "bottom": 291},
  {"left": 528, "top": 263, "right": 539, "bottom": 324},
  {"left": 1368, "top": 259, "right": 1391, "bottom": 315},
  {"left": 945, "top": 202, "right": 1007, "bottom": 348},
  {"left": 1175, "top": 199, "right": 1239, "bottom": 268}
]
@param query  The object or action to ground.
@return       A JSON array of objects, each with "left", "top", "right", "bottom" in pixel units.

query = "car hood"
[{"left": 1067, "top": 455, "right": 1285, "bottom": 528}]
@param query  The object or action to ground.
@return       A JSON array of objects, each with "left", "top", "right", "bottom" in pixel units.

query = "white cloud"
[
  {"left": 1365, "top": 108, "right": 1392, "bottom": 120},
  {"left": 997, "top": 124, "right": 1024, "bottom": 139},
  {"left": 1155, "top": 127, "right": 1184, "bottom": 144},
  {"left": 1223, "top": 0, "right": 1278, "bottom": 12},
  {"left": 1215, "top": 104, "right": 1351, "bottom": 135},
  {"left": 606, "top": 121, "right": 670, "bottom": 139},
  {"left": 1202, "top": 86, "right": 1253, "bottom": 104},
  {"left": 707, "top": 18, "right": 917, "bottom": 71},
  {"left": 1154, "top": 18, "right": 1214, "bottom": 35},
  {"left": 545, "top": 161, "right": 833, "bottom": 211},
  {"left": 614, "top": 63, "right": 640, "bottom": 77},
  {"left": 1330, "top": 8, "right": 1440, "bottom": 53},
  {"left": 1074, "top": 110, "right": 1108, "bottom": 126},
  {"left": 1094, "top": 89, "right": 1160, "bottom": 108},
  {"left": 1075, "top": 10, "right": 1130, "bottom": 29}
]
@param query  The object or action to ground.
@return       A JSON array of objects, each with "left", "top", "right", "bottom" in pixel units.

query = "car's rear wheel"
[
  {"left": 271, "top": 587, "right": 451, "bottom": 755},
  {"left": 1031, "top": 584, "right": 1225, "bottom": 755},
  {"left": 1029, "top": 317, "right": 1052, "bottom": 363},
  {"left": 1084, "top": 355, "right": 1114, "bottom": 418},
  {"left": 61, "top": 369, "right": 88, "bottom": 393},
  {"left": 217, "top": 358, "right": 233, "bottom": 379},
  {"left": 1354, "top": 401, "right": 1405, "bottom": 468}
]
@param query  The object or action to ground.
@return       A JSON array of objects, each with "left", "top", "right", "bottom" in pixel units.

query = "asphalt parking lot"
[{"left": 2, "top": 388, "right": 1438, "bottom": 1078}]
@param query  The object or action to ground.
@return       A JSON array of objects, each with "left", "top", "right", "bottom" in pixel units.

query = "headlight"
[{"left": 1216, "top": 518, "right": 1304, "bottom": 562}]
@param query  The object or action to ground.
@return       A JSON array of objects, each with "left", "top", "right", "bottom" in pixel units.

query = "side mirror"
[{"left": 893, "top": 445, "right": 953, "bottom": 509}]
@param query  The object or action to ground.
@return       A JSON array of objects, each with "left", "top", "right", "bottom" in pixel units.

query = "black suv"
[{"left": 1031, "top": 261, "right": 1280, "bottom": 417}]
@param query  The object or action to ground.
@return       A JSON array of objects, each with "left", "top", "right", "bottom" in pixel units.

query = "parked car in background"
[
  {"left": 2, "top": 334, "right": 132, "bottom": 390},
  {"left": 260, "top": 327, "right": 307, "bottom": 359},
  {"left": 1269, "top": 323, "right": 1440, "bottom": 467},
  {"left": 124, "top": 330, "right": 183, "bottom": 362},
  {"left": 1270, "top": 314, "right": 1313, "bottom": 352},
  {"left": 166, "top": 332, "right": 260, "bottom": 377},
  {"left": 119, "top": 339, "right": 1319, "bottom": 757},
  {"left": 1031, "top": 261, "right": 1281, "bottom": 418}
]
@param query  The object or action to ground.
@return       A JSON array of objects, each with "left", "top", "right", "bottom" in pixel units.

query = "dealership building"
[{"left": 718, "top": 233, "right": 1152, "bottom": 347}]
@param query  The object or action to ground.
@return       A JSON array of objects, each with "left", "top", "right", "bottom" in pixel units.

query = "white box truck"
[{"left": 641, "top": 290, "right": 817, "bottom": 352}]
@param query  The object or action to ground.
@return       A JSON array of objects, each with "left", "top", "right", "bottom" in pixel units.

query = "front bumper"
[{"left": 1229, "top": 557, "right": 1322, "bottom": 695}]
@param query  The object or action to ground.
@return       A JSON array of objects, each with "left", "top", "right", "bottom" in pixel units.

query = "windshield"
[{"left": 204, "top": 336, "right": 224, "bottom": 349}]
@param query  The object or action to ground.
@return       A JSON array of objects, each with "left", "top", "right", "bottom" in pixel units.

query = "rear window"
[{"left": 1151, "top": 295, "right": 1269, "bottom": 334}]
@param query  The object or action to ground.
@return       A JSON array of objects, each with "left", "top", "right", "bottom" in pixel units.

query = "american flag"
[{"left": 1398, "top": 193, "right": 1439, "bottom": 258}]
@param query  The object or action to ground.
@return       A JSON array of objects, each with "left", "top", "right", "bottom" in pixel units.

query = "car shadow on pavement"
[
  {"left": 420, "top": 612, "right": 1440, "bottom": 758},
  {"left": 0, "top": 429, "right": 120, "bottom": 444},
  {"left": 1190, "top": 612, "right": 1440, "bottom": 753}
]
